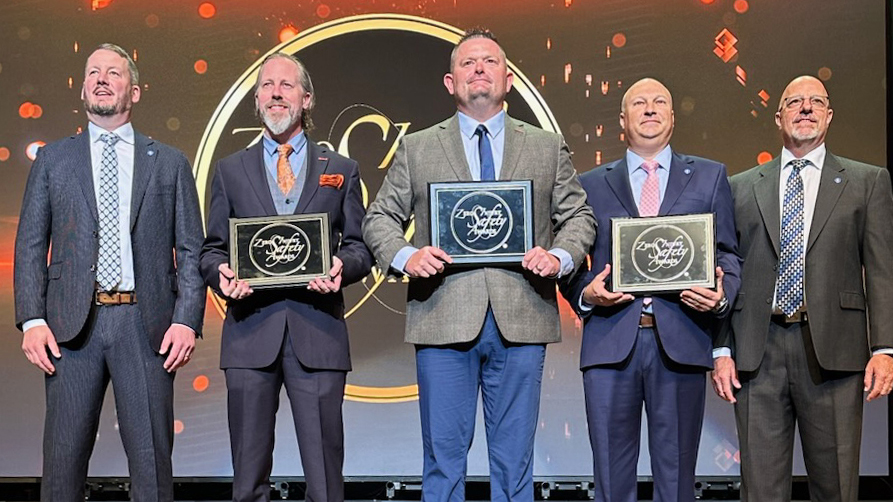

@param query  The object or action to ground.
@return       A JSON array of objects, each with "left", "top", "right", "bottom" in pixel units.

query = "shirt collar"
[
  {"left": 626, "top": 145, "right": 673, "bottom": 175},
  {"left": 88, "top": 121, "right": 135, "bottom": 145},
  {"left": 262, "top": 130, "right": 307, "bottom": 157},
  {"left": 457, "top": 110, "right": 506, "bottom": 140},
  {"left": 780, "top": 143, "right": 826, "bottom": 171}
]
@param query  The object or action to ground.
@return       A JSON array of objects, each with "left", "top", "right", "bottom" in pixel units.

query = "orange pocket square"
[{"left": 319, "top": 174, "right": 344, "bottom": 189}]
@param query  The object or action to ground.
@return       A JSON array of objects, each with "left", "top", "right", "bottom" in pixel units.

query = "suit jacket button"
[
  {"left": 766, "top": 298, "right": 771, "bottom": 304},
  {"left": 92, "top": 231, "right": 98, "bottom": 238},
  {"left": 772, "top": 264, "right": 777, "bottom": 271},
  {"left": 90, "top": 265, "right": 96, "bottom": 272}
]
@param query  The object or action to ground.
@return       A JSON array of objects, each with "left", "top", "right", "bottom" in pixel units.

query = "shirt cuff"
[
  {"left": 578, "top": 296, "right": 594, "bottom": 312},
  {"left": 548, "top": 248, "right": 574, "bottom": 278},
  {"left": 23, "top": 319, "right": 48, "bottom": 332},
  {"left": 172, "top": 323, "right": 196, "bottom": 336},
  {"left": 392, "top": 246, "right": 418, "bottom": 275},
  {"left": 713, "top": 347, "right": 732, "bottom": 359},
  {"left": 872, "top": 348, "right": 893, "bottom": 357}
]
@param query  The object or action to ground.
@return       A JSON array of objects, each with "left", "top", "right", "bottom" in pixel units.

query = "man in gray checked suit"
[
  {"left": 14, "top": 43, "right": 205, "bottom": 502},
  {"left": 712, "top": 75, "right": 893, "bottom": 502},
  {"left": 363, "top": 28, "right": 596, "bottom": 502}
]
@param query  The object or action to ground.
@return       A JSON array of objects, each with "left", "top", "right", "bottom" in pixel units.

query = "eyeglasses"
[{"left": 782, "top": 95, "right": 830, "bottom": 110}]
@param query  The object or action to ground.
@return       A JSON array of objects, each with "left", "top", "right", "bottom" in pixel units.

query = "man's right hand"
[
  {"left": 582, "top": 264, "right": 634, "bottom": 307},
  {"left": 22, "top": 324, "right": 61, "bottom": 375},
  {"left": 405, "top": 246, "right": 452, "bottom": 278},
  {"left": 219, "top": 263, "right": 253, "bottom": 300},
  {"left": 711, "top": 355, "right": 741, "bottom": 403}
]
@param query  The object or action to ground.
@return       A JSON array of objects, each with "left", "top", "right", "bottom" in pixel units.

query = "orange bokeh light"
[
  {"left": 0, "top": 147, "right": 10, "bottom": 162},
  {"left": 316, "top": 4, "right": 331, "bottom": 18},
  {"left": 733, "top": 0, "right": 749, "bottom": 13},
  {"left": 173, "top": 420, "right": 184, "bottom": 434},
  {"left": 700, "top": 0, "right": 715, "bottom": 3},
  {"left": 19, "top": 102, "right": 34, "bottom": 118},
  {"left": 279, "top": 26, "right": 299, "bottom": 43},
  {"left": 193, "top": 375, "right": 210, "bottom": 392},
  {"left": 92, "top": 0, "right": 112, "bottom": 10},
  {"left": 198, "top": 2, "right": 216, "bottom": 19},
  {"left": 757, "top": 151, "right": 773, "bottom": 165},
  {"left": 31, "top": 105, "right": 43, "bottom": 119},
  {"left": 194, "top": 59, "right": 208, "bottom": 74},
  {"left": 611, "top": 33, "right": 627, "bottom": 48}
]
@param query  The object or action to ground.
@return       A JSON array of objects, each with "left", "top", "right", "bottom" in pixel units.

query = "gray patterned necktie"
[
  {"left": 775, "top": 158, "right": 808, "bottom": 316},
  {"left": 97, "top": 133, "right": 121, "bottom": 291}
]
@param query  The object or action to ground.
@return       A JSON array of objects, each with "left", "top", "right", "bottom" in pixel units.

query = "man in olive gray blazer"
[
  {"left": 14, "top": 44, "right": 204, "bottom": 502},
  {"left": 362, "top": 29, "right": 595, "bottom": 502},
  {"left": 712, "top": 75, "right": 893, "bottom": 502}
]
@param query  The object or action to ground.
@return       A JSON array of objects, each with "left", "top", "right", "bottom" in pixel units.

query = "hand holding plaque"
[
  {"left": 229, "top": 213, "right": 332, "bottom": 288},
  {"left": 611, "top": 213, "right": 715, "bottom": 294}
]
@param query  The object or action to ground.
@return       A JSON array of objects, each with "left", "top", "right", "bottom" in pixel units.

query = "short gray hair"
[
  {"left": 254, "top": 52, "right": 315, "bottom": 131},
  {"left": 449, "top": 27, "right": 506, "bottom": 71},
  {"left": 92, "top": 43, "right": 139, "bottom": 86}
]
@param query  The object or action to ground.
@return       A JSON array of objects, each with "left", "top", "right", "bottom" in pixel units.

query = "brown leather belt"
[
  {"left": 95, "top": 291, "right": 137, "bottom": 306},
  {"left": 771, "top": 310, "right": 807, "bottom": 324},
  {"left": 639, "top": 312, "right": 656, "bottom": 328}
]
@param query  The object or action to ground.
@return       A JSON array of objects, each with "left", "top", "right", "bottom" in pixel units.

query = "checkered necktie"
[
  {"left": 475, "top": 125, "right": 496, "bottom": 181},
  {"left": 775, "top": 158, "right": 808, "bottom": 316},
  {"left": 97, "top": 133, "right": 121, "bottom": 291},
  {"left": 638, "top": 160, "right": 660, "bottom": 217}
]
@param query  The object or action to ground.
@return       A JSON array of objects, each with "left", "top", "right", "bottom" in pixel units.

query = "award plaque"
[
  {"left": 611, "top": 213, "right": 715, "bottom": 293},
  {"left": 429, "top": 180, "right": 533, "bottom": 265},
  {"left": 229, "top": 213, "right": 331, "bottom": 288}
]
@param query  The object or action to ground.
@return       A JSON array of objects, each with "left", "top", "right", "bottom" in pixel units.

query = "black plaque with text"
[
  {"left": 229, "top": 213, "right": 331, "bottom": 288},
  {"left": 429, "top": 180, "right": 533, "bottom": 265}
]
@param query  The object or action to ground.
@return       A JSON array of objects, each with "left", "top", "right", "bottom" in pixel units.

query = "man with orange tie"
[{"left": 200, "top": 53, "right": 372, "bottom": 502}]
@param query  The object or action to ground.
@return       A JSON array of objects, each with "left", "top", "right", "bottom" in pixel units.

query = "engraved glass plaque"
[
  {"left": 429, "top": 180, "right": 533, "bottom": 265},
  {"left": 611, "top": 213, "right": 715, "bottom": 293},
  {"left": 229, "top": 213, "right": 331, "bottom": 288}
]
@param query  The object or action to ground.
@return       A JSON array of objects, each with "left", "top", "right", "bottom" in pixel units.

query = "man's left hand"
[
  {"left": 522, "top": 247, "right": 560, "bottom": 278},
  {"left": 308, "top": 256, "right": 344, "bottom": 294},
  {"left": 864, "top": 354, "right": 893, "bottom": 401},
  {"left": 681, "top": 266, "right": 725, "bottom": 312},
  {"left": 160, "top": 324, "right": 196, "bottom": 373}
]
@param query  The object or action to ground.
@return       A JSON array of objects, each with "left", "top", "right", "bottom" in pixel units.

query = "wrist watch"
[{"left": 712, "top": 295, "right": 729, "bottom": 314}]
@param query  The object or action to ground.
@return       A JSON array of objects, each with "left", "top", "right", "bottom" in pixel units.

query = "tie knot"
[
  {"left": 277, "top": 143, "right": 294, "bottom": 157},
  {"left": 789, "top": 158, "right": 809, "bottom": 173},
  {"left": 475, "top": 124, "right": 489, "bottom": 138},
  {"left": 100, "top": 133, "right": 119, "bottom": 146},
  {"left": 641, "top": 160, "right": 659, "bottom": 174}
]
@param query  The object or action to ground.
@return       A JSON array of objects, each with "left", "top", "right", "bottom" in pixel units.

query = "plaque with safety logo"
[
  {"left": 429, "top": 180, "right": 533, "bottom": 265},
  {"left": 229, "top": 213, "right": 331, "bottom": 288},
  {"left": 611, "top": 213, "right": 715, "bottom": 293}
]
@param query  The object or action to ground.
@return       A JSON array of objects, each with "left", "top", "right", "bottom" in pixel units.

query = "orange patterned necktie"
[{"left": 276, "top": 143, "right": 296, "bottom": 195}]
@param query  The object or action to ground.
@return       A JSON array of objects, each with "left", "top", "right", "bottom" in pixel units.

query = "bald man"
[
  {"left": 564, "top": 78, "right": 741, "bottom": 502},
  {"left": 712, "top": 75, "right": 893, "bottom": 502}
]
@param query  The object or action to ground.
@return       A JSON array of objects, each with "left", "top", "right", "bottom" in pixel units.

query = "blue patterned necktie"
[
  {"left": 97, "top": 132, "right": 121, "bottom": 291},
  {"left": 475, "top": 124, "right": 496, "bottom": 181},
  {"left": 775, "top": 158, "right": 808, "bottom": 316}
]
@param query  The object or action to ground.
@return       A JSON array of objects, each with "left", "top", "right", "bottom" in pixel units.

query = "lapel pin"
[
  {"left": 834, "top": 177, "right": 842, "bottom": 184},
  {"left": 318, "top": 157, "right": 328, "bottom": 161},
  {"left": 147, "top": 150, "right": 155, "bottom": 156},
  {"left": 683, "top": 168, "right": 691, "bottom": 175}
]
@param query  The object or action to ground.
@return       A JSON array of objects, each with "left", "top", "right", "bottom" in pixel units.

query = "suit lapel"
[
  {"left": 436, "top": 115, "right": 473, "bottom": 182},
  {"left": 241, "top": 142, "right": 278, "bottom": 216},
  {"left": 605, "top": 159, "right": 639, "bottom": 216},
  {"left": 295, "top": 141, "right": 327, "bottom": 214},
  {"left": 753, "top": 159, "right": 781, "bottom": 256},
  {"left": 806, "top": 153, "right": 847, "bottom": 253},
  {"left": 499, "top": 117, "right": 526, "bottom": 181},
  {"left": 659, "top": 153, "right": 695, "bottom": 215},
  {"left": 129, "top": 133, "right": 154, "bottom": 230},
  {"left": 72, "top": 132, "right": 98, "bottom": 222}
]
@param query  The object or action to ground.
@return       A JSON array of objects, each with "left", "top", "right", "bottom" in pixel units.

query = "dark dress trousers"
[
  {"left": 564, "top": 152, "right": 741, "bottom": 502},
  {"left": 14, "top": 130, "right": 206, "bottom": 502},
  {"left": 200, "top": 139, "right": 372, "bottom": 502}
]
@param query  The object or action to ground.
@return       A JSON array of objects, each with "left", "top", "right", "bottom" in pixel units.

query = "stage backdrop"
[{"left": 0, "top": 0, "right": 887, "bottom": 479}]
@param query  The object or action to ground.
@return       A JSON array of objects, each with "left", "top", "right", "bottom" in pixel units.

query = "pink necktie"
[{"left": 638, "top": 160, "right": 660, "bottom": 217}]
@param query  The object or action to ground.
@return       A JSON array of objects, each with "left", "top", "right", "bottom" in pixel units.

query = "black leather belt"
[
  {"left": 95, "top": 291, "right": 137, "bottom": 306},
  {"left": 771, "top": 310, "right": 807, "bottom": 324},
  {"left": 639, "top": 312, "right": 655, "bottom": 328}
]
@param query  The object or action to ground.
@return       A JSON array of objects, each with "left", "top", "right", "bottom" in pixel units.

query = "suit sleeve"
[
  {"left": 863, "top": 167, "right": 893, "bottom": 350},
  {"left": 362, "top": 137, "right": 415, "bottom": 274},
  {"left": 200, "top": 162, "right": 230, "bottom": 295},
  {"left": 14, "top": 148, "right": 52, "bottom": 330},
  {"left": 335, "top": 160, "right": 373, "bottom": 285},
  {"left": 550, "top": 136, "right": 597, "bottom": 271},
  {"left": 712, "top": 165, "right": 742, "bottom": 319},
  {"left": 171, "top": 153, "right": 206, "bottom": 335}
]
